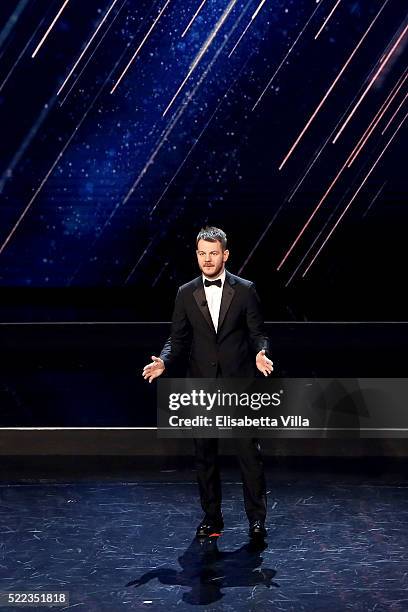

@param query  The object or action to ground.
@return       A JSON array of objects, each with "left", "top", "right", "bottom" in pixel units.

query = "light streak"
[
  {"left": 59, "top": 0, "right": 127, "bottom": 106},
  {"left": 57, "top": 0, "right": 122, "bottom": 96},
  {"left": 0, "top": 126, "right": 82, "bottom": 256},
  {"left": 181, "top": 0, "right": 209, "bottom": 38},
  {"left": 31, "top": 0, "right": 71, "bottom": 59},
  {"left": 124, "top": 239, "right": 154, "bottom": 285},
  {"left": 251, "top": 0, "right": 326, "bottom": 111},
  {"left": 238, "top": 207, "right": 282, "bottom": 275},
  {"left": 0, "top": 16, "right": 47, "bottom": 93},
  {"left": 362, "top": 180, "right": 387, "bottom": 217},
  {"left": 381, "top": 90, "right": 408, "bottom": 133},
  {"left": 251, "top": 0, "right": 266, "bottom": 20},
  {"left": 110, "top": 0, "right": 171, "bottom": 95},
  {"left": 302, "top": 111, "right": 407, "bottom": 277},
  {"left": 332, "top": 21, "right": 408, "bottom": 143},
  {"left": 314, "top": 0, "right": 342, "bottom": 40},
  {"left": 347, "top": 72, "right": 408, "bottom": 166},
  {"left": 286, "top": 130, "right": 342, "bottom": 203},
  {"left": 279, "top": 0, "right": 390, "bottom": 170},
  {"left": 163, "top": 0, "right": 239, "bottom": 116},
  {"left": 228, "top": 0, "right": 265, "bottom": 58}
]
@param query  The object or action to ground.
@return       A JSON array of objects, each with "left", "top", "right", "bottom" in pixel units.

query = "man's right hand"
[{"left": 142, "top": 355, "right": 165, "bottom": 383}]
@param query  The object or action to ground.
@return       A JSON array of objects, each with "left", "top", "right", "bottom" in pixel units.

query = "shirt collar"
[{"left": 202, "top": 268, "right": 226, "bottom": 286}]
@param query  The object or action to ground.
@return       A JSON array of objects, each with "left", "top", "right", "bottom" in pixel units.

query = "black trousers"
[{"left": 193, "top": 437, "right": 267, "bottom": 523}]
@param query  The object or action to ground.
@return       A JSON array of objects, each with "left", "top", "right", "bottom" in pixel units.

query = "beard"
[{"left": 199, "top": 262, "right": 224, "bottom": 278}]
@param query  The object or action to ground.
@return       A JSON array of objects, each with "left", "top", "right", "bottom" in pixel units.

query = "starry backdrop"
[{"left": 0, "top": 0, "right": 406, "bottom": 321}]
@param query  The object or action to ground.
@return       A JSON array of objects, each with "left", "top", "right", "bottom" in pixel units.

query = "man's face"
[{"left": 196, "top": 239, "right": 229, "bottom": 278}]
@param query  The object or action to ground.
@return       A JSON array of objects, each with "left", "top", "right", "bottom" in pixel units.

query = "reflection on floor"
[{"left": 0, "top": 463, "right": 407, "bottom": 611}]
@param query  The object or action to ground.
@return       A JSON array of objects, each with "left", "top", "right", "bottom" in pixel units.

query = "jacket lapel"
[
  {"left": 217, "top": 271, "right": 235, "bottom": 333},
  {"left": 193, "top": 279, "right": 216, "bottom": 333}
]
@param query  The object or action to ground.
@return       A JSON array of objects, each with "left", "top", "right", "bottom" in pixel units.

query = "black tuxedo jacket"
[{"left": 160, "top": 270, "right": 269, "bottom": 377}]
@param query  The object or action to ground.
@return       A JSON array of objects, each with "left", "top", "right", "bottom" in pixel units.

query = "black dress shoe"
[
  {"left": 249, "top": 520, "right": 267, "bottom": 539},
  {"left": 196, "top": 515, "right": 224, "bottom": 538}
]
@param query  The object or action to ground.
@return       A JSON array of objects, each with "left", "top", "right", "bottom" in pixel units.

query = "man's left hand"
[{"left": 256, "top": 349, "right": 274, "bottom": 376}]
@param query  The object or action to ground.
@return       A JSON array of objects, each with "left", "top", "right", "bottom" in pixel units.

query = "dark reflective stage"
[{"left": 0, "top": 463, "right": 407, "bottom": 610}]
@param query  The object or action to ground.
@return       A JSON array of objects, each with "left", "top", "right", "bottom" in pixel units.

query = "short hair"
[{"left": 196, "top": 226, "right": 227, "bottom": 251}]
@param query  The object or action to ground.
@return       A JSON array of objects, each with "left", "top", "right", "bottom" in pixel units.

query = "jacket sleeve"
[
  {"left": 160, "top": 288, "right": 192, "bottom": 369},
  {"left": 246, "top": 283, "right": 270, "bottom": 356}
]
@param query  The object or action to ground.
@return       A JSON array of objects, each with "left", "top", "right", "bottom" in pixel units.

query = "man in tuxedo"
[{"left": 142, "top": 226, "right": 273, "bottom": 539}]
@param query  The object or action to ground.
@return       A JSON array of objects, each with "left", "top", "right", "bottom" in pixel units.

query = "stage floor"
[{"left": 0, "top": 460, "right": 407, "bottom": 611}]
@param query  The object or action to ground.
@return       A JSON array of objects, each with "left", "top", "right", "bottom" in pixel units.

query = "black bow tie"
[{"left": 204, "top": 278, "right": 222, "bottom": 288}]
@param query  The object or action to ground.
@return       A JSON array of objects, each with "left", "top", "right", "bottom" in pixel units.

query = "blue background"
[{"left": 0, "top": 0, "right": 406, "bottom": 321}]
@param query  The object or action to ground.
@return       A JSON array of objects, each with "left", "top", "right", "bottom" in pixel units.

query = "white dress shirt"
[{"left": 202, "top": 269, "right": 226, "bottom": 332}]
